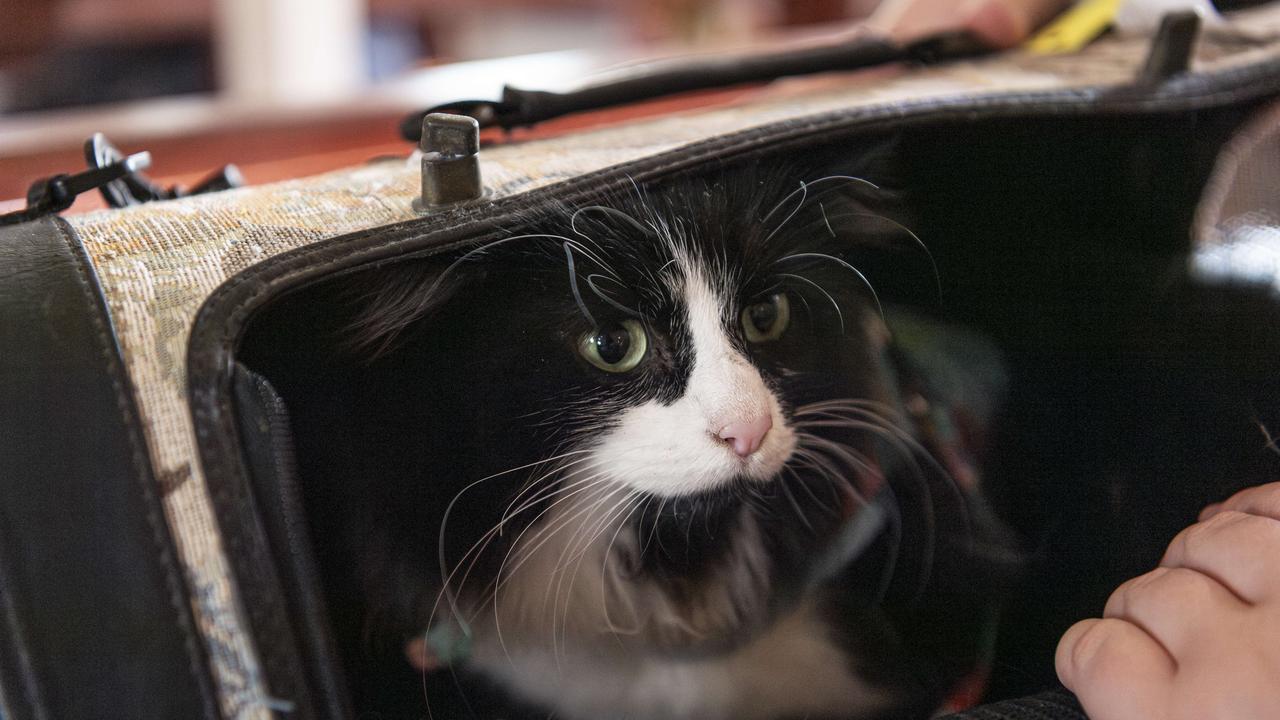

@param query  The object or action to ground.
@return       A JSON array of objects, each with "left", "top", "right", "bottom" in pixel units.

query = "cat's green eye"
[
  {"left": 579, "top": 319, "right": 648, "bottom": 373},
  {"left": 742, "top": 293, "right": 791, "bottom": 343}
]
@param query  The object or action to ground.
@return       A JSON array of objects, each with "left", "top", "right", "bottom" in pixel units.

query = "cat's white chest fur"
[{"left": 472, "top": 599, "right": 886, "bottom": 720}]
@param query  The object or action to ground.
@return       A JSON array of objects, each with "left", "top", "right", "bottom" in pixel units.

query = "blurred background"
[{"left": 0, "top": 0, "right": 881, "bottom": 203}]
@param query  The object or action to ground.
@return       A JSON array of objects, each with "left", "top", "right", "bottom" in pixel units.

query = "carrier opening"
[{"left": 230, "top": 114, "right": 1280, "bottom": 719}]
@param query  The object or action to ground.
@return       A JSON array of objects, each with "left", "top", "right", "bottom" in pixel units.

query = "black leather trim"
[
  {"left": 0, "top": 217, "right": 220, "bottom": 720},
  {"left": 185, "top": 57, "right": 1280, "bottom": 716}
]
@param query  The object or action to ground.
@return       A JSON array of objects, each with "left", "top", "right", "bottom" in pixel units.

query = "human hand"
[
  {"left": 868, "top": 0, "right": 1072, "bottom": 48},
  {"left": 1055, "top": 481, "right": 1280, "bottom": 719}
]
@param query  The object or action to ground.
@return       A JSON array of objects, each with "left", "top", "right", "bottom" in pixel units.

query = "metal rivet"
[{"left": 414, "top": 113, "right": 483, "bottom": 212}]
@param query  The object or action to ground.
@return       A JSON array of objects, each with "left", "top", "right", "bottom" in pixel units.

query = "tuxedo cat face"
[
  {"left": 587, "top": 256, "right": 798, "bottom": 496},
  {"left": 341, "top": 168, "right": 922, "bottom": 716}
]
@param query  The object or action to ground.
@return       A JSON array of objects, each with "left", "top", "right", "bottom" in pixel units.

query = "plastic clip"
[
  {"left": 0, "top": 151, "right": 152, "bottom": 227},
  {"left": 86, "top": 133, "right": 244, "bottom": 209}
]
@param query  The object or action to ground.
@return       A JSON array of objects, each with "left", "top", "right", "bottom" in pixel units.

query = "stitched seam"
[{"left": 52, "top": 218, "right": 221, "bottom": 720}]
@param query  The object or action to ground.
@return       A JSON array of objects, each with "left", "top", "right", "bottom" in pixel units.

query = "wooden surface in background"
[
  {"left": 0, "top": 85, "right": 751, "bottom": 214},
  {"left": 0, "top": 112, "right": 405, "bottom": 211}
]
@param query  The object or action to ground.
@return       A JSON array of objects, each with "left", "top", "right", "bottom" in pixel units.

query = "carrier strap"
[{"left": 399, "top": 31, "right": 987, "bottom": 139}]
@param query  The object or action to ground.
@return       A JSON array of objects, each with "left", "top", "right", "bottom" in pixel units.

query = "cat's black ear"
[
  {"left": 785, "top": 134, "right": 940, "bottom": 308},
  {"left": 835, "top": 132, "right": 907, "bottom": 198},
  {"left": 337, "top": 255, "right": 474, "bottom": 360},
  {"left": 772, "top": 133, "right": 913, "bottom": 242}
]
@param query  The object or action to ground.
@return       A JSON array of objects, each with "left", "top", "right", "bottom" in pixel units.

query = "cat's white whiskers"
[
  {"left": 572, "top": 205, "right": 654, "bottom": 243},
  {"left": 559, "top": 489, "right": 637, "bottom": 579},
  {"left": 776, "top": 272, "right": 846, "bottom": 334},
  {"left": 778, "top": 467, "right": 817, "bottom": 530},
  {"left": 541, "top": 485, "right": 628, "bottom": 669},
  {"left": 556, "top": 491, "right": 643, "bottom": 665},
  {"left": 795, "top": 411, "right": 931, "bottom": 499},
  {"left": 491, "top": 475, "right": 617, "bottom": 601},
  {"left": 445, "top": 454, "right": 592, "bottom": 572},
  {"left": 585, "top": 274, "right": 643, "bottom": 317},
  {"left": 563, "top": 242, "right": 599, "bottom": 327},
  {"left": 433, "top": 449, "right": 597, "bottom": 628},
  {"left": 424, "top": 457, "right": 609, "bottom": 670},
  {"left": 762, "top": 180, "right": 808, "bottom": 247},
  {"left": 820, "top": 209, "right": 942, "bottom": 303},
  {"left": 444, "top": 460, "right": 604, "bottom": 603},
  {"left": 787, "top": 450, "right": 852, "bottom": 518},
  {"left": 499, "top": 459, "right": 610, "bottom": 530},
  {"left": 795, "top": 436, "right": 878, "bottom": 478},
  {"left": 486, "top": 478, "right": 618, "bottom": 668},
  {"left": 599, "top": 495, "right": 649, "bottom": 639},
  {"left": 819, "top": 201, "right": 836, "bottom": 238},
  {"left": 494, "top": 453, "right": 604, "bottom": 527},
  {"left": 759, "top": 174, "right": 878, "bottom": 227},
  {"left": 453, "top": 468, "right": 616, "bottom": 614},
  {"left": 493, "top": 480, "right": 615, "bottom": 604},
  {"left": 790, "top": 434, "right": 909, "bottom": 601},
  {"left": 795, "top": 404, "right": 952, "bottom": 492},
  {"left": 792, "top": 399, "right": 984, "bottom": 599},
  {"left": 559, "top": 235, "right": 622, "bottom": 283},
  {"left": 775, "top": 252, "right": 884, "bottom": 321},
  {"left": 642, "top": 496, "right": 669, "bottom": 557},
  {"left": 1256, "top": 420, "right": 1279, "bottom": 455}
]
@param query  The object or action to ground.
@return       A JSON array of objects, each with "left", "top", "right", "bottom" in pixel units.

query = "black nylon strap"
[{"left": 400, "top": 31, "right": 986, "bottom": 139}]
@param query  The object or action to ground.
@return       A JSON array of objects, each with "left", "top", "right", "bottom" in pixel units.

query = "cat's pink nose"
[{"left": 718, "top": 415, "right": 772, "bottom": 458}]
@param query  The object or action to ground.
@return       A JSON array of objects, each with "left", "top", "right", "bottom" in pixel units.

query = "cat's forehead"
[
  {"left": 576, "top": 213, "right": 755, "bottom": 316},
  {"left": 519, "top": 173, "right": 880, "bottom": 322},
  {"left": 656, "top": 245, "right": 735, "bottom": 305}
]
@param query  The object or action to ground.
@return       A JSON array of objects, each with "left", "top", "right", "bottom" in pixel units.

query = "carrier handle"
[{"left": 399, "top": 31, "right": 988, "bottom": 140}]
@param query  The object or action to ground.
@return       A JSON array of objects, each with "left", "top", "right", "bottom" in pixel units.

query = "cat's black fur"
[{"left": 265, "top": 159, "right": 1019, "bottom": 719}]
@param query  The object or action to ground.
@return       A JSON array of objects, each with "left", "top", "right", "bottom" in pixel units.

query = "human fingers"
[
  {"left": 1103, "top": 565, "right": 1248, "bottom": 655},
  {"left": 1161, "top": 509, "right": 1280, "bottom": 603},
  {"left": 1055, "top": 617, "right": 1175, "bottom": 720},
  {"left": 1199, "top": 481, "right": 1280, "bottom": 522},
  {"left": 869, "top": 0, "right": 1072, "bottom": 48}
]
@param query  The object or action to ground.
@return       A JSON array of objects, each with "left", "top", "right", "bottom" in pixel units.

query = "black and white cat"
[{"left": 299, "top": 163, "right": 1015, "bottom": 720}]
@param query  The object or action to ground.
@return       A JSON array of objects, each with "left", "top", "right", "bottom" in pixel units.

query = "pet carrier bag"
[{"left": 3, "top": 5, "right": 1280, "bottom": 719}]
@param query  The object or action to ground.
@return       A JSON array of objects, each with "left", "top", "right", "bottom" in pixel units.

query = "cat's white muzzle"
[{"left": 591, "top": 266, "right": 798, "bottom": 497}]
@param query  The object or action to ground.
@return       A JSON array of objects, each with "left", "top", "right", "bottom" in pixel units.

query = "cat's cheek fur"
[{"left": 589, "top": 268, "right": 796, "bottom": 497}]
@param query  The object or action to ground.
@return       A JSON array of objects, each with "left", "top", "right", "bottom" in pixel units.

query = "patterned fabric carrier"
[{"left": 3, "top": 6, "right": 1280, "bottom": 719}]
